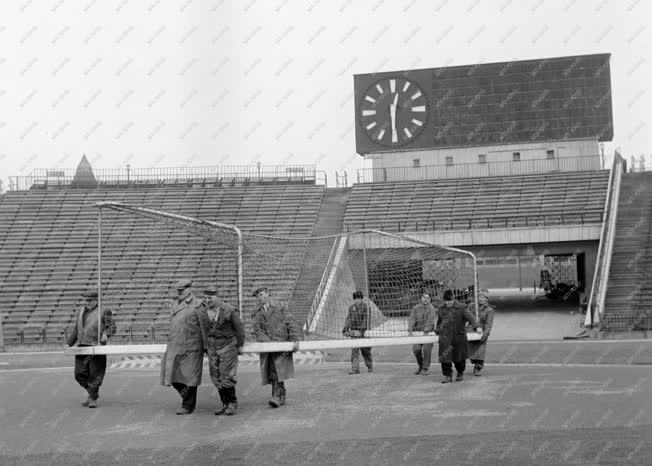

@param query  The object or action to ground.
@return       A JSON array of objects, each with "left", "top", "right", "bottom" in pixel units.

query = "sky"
[{"left": 0, "top": 0, "right": 650, "bottom": 189}]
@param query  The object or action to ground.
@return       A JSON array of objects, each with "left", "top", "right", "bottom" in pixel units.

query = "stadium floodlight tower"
[{"left": 94, "top": 201, "right": 244, "bottom": 344}]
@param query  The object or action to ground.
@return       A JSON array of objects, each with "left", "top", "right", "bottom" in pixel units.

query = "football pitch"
[{"left": 1, "top": 341, "right": 651, "bottom": 465}]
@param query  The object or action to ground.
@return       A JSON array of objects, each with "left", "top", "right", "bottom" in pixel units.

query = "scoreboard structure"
[{"left": 354, "top": 54, "right": 613, "bottom": 155}]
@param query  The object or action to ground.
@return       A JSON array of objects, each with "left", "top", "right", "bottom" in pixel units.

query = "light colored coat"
[
  {"left": 160, "top": 292, "right": 205, "bottom": 387},
  {"left": 408, "top": 302, "right": 437, "bottom": 332},
  {"left": 251, "top": 301, "right": 300, "bottom": 385},
  {"left": 467, "top": 303, "right": 495, "bottom": 361}
]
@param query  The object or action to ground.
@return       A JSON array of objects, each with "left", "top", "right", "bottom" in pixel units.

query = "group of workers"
[
  {"left": 65, "top": 282, "right": 494, "bottom": 415},
  {"left": 343, "top": 289, "right": 495, "bottom": 382}
]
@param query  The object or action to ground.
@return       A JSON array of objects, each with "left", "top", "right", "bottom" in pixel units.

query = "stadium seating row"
[
  {"left": 0, "top": 184, "right": 325, "bottom": 343},
  {"left": 343, "top": 170, "right": 609, "bottom": 232}
]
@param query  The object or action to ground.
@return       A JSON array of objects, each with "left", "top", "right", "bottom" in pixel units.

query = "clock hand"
[{"left": 390, "top": 93, "right": 398, "bottom": 142}]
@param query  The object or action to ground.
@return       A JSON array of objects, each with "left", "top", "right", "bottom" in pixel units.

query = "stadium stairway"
[
  {"left": 287, "top": 188, "right": 350, "bottom": 327},
  {"left": 601, "top": 171, "right": 652, "bottom": 331}
]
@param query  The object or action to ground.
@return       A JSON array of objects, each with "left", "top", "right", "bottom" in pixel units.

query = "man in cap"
[
  {"left": 435, "top": 290, "right": 483, "bottom": 383},
  {"left": 467, "top": 289, "right": 495, "bottom": 376},
  {"left": 251, "top": 286, "right": 300, "bottom": 408},
  {"left": 160, "top": 279, "right": 205, "bottom": 415},
  {"left": 408, "top": 292, "right": 437, "bottom": 375},
  {"left": 342, "top": 291, "right": 373, "bottom": 375},
  {"left": 65, "top": 290, "right": 116, "bottom": 408},
  {"left": 200, "top": 285, "right": 245, "bottom": 416}
]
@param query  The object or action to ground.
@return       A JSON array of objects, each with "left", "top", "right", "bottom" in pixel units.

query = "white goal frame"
[{"left": 74, "top": 202, "right": 481, "bottom": 355}]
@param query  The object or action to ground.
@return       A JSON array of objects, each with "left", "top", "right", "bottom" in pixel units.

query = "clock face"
[{"left": 358, "top": 77, "right": 429, "bottom": 147}]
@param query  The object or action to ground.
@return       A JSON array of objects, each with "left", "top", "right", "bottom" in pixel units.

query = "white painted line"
[
  {"left": 0, "top": 363, "right": 8, "bottom": 365},
  {"left": 0, "top": 366, "right": 73, "bottom": 373},
  {"left": 321, "top": 362, "right": 652, "bottom": 369},
  {"left": 0, "top": 351, "right": 66, "bottom": 356}
]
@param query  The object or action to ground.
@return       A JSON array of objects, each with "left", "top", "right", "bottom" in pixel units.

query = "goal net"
[
  {"left": 95, "top": 203, "right": 478, "bottom": 347},
  {"left": 303, "top": 231, "right": 478, "bottom": 340}
]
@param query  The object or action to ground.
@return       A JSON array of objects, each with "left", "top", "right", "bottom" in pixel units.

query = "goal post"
[{"left": 305, "top": 229, "right": 479, "bottom": 340}]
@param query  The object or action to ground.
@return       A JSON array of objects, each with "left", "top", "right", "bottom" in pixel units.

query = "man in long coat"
[
  {"left": 408, "top": 292, "right": 437, "bottom": 375},
  {"left": 435, "top": 289, "right": 482, "bottom": 383},
  {"left": 467, "top": 288, "right": 495, "bottom": 376},
  {"left": 160, "top": 279, "right": 205, "bottom": 415},
  {"left": 342, "top": 291, "right": 373, "bottom": 375},
  {"left": 251, "top": 287, "right": 300, "bottom": 408},
  {"left": 66, "top": 290, "right": 116, "bottom": 408},
  {"left": 199, "top": 285, "right": 245, "bottom": 416}
]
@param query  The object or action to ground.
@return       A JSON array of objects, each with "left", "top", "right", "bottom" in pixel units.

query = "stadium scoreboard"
[{"left": 354, "top": 53, "right": 613, "bottom": 155}]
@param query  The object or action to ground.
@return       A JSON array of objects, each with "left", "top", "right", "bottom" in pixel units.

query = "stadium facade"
[{"left": 354, "top": 54, "right": 612, "bottom": 182}]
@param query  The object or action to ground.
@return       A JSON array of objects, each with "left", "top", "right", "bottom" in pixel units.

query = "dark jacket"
[
  {"left": 67, "top": 304, "right": 116, "bottom": 346},
  {"left": 251, "top": 301, "right": 300, "bottom": 343},
  {"left": 251, "top": 301, "right": 300, "bottom": 385},
  {"left": 436, "top": 300, "right": 480, "bottom": 363},
  {"left": 343, "top": 302, "right": 369, "bottom": 335},
  {"left": 198, "top": 301, "right": 245, "bottom": 350}
]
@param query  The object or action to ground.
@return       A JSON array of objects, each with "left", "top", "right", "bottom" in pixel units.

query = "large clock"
[{"left": 358, "top": 77, "right": 429, "bottom": 147}]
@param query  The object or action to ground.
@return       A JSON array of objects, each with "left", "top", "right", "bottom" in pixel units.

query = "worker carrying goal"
[{"left": 342, "top": 291, "right": 373, "bottom": 375}]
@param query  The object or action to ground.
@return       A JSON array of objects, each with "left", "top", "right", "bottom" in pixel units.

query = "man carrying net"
[
  {"left": 342, "top": 291, "right": 373, "bottom": 375},
  {"left": 66, "top": 290, "right": 116, "bottom": 408},
  {"left": 408, "top": 292, "right": 437, "bottom": 375},
  {"left": 200, "top": 285, "right": 245, "bottom": 416},
  {"left": 435, "top": 290, "right": 483, "bottom": 383},
  {"left": 251, "top": 286, "right": 300, "bottom": 408},
  {"left": 160, "top": 279, "right": 205, "bottom": 415}
]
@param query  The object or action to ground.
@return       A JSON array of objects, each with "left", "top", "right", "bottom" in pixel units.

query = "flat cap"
[
  {"left": 203, "top": 285, "right": 218, "bottom": 296},
  {"left": 82, "top": 290, "right": 98, "bottom": 299},
  {"left": 478, "top": 288, "right": 490, "bottom": 297},
  {"left": 252, "top": 286, "right": 270, "bottom": 297},
  {"left": 175, "top": 279, "right": 193, "bottom": 289}
]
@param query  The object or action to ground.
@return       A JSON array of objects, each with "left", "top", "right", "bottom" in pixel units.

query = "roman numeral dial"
[{"left": 359, "top": 77, "right": 429, "bottom": 147}]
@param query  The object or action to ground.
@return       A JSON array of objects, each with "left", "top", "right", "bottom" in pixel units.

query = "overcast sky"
[{"left": 0, "top": 0, "right": 650, "bottom": 188}]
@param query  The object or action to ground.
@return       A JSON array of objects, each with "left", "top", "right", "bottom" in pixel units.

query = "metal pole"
[
  {"left": 361, "top": 232, "right": 371, "bottom": 331},
  {"left": 472, "top": 254, "right": 479, "bottom": 321},
  {"left": 235, "top": 228, "right": 244, "bottom": 318},
  {"left": 361, "top": 232, "right": 370, "bottom": 295},
  {"left": 0, "top": 311, "right": 5, "bottom": 351},
  {"left": 97, "top": 208, "right": 102, "bottom": 344},
  {"left": 517, "top": 255, "right": 523, "bottom": 291}
]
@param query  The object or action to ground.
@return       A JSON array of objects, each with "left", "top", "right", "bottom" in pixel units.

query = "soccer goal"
[{"left": 67, "top": 203, "right": 480, "bottom": 356}]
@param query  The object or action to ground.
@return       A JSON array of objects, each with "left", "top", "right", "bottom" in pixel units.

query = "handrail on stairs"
[
  {"left": 585, "top": 153, "right": 624, "bottom": 328},
  {"left": 304, "top": 236, "right": 340, "bottom": 331}
]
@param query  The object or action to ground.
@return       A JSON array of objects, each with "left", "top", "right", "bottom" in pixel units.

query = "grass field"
[{"left": 1, "top": 340, "right": 651, "bottom": 465}]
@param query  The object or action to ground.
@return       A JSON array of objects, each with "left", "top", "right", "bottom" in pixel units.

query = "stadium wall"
[{"left": 369, "top": 138, "right": 599, "bottom": 174}]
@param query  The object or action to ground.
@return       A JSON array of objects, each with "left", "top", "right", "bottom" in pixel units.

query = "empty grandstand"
[{"left": 0, "top": 163, "right": 326, "bottom": 344}]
